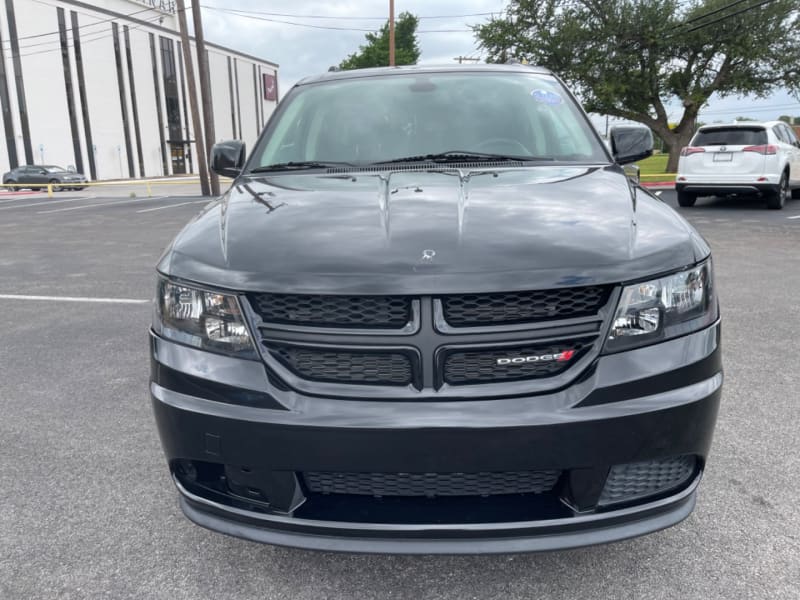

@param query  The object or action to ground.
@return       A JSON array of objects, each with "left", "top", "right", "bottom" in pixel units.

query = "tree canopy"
[
  {"left": 474, "top": 0, "right": 800, "bottom": 171},
  {"left": 339, "top": 12, "right": 421, "bottom": 70}
]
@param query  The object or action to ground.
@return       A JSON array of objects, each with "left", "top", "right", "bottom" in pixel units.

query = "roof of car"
[{"left": 295, "top": 63, "right": 553, "bottom": 87}]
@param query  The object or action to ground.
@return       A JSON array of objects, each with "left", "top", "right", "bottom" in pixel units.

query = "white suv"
[{"left": 676, "top": 121, "right": 800, "bottom": 209}]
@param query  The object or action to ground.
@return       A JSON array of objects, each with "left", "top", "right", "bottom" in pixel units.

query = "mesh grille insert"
[
  {"left": 303, "top": 471, "right": 561, "bottom": 498},
  {"left": 249, "top": 293, "right": 411, "bottom": 329},
  {"left": 268, "top": 344, "right": 414, "bottom": 386},
  {"left": 599, "top": 456, "right": 696, "bottom": 506},
  {"left": 443, "top": 340, "right": 593, "bottom": 385},
  {"left": 440, "top": 286, "right": 611, "bottom": 327}
]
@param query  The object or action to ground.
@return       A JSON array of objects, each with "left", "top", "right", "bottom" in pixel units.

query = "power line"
[
  {"left": 8, "top": 0, "right": 161, "bottom": 44},
  {"left": 699, "top": 101, "right": 800, "bottom": 116},
  {"left": 200, "top": 6, "right": 472, "bottom": 33},
  {"left": 5, "top": 15, "right": 165, "bottom": 51},
  {"left": 675, "top": 0, "right": 755, "bottom": 29},
  {"left": 683, "top": 0, "right": 779, "bottom": 34},
  {"left": 199, "top": 5, "right": 497, "bottom": 21},
  {"left": 5, "top": 15, "right": 165, "bottom": 59},
  {"left": 665, "top": 0, "right": 782, "bottom": 39}
]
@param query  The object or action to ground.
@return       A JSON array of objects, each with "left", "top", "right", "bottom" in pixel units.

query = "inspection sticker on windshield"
[{"left": 531, "top": 89, "right": 563, "bottom": 105}]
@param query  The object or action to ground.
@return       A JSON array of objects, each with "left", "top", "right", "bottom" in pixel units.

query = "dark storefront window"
[{"left": 160, "top": 36, "right": 185, "bottom": 174}]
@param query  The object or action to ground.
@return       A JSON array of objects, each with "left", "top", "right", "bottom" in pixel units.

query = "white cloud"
[{"left": 199, "top": 0, "right": 507, "bottom": 92}]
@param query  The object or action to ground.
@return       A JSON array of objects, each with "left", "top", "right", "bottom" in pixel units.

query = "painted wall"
[{"left": 0, "top": 0, "right": 278, "bottom": 180}]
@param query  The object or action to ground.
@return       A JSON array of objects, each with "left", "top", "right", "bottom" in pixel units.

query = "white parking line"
[
  {"left": 0, "top": 196, "right": 93, "bottom": 211},
  {"left": 0, "top": 193, "right": 49, "bottom": 203},
  {"left": 136, "top": 199, "right": 209, "bottom": 213},
  {"left": 37, "top": 196, "right": 166, "bottom": 214},
  {"left": 0, "top": 294, "right": 149, "bottom": 304},
  {"left": 787, "top": 214, "right": 800, "bottom": 219}
]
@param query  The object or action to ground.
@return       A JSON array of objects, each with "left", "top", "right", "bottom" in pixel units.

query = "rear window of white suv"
[{"left": 692, "top": 127, "right": 767, "bottom": 146}]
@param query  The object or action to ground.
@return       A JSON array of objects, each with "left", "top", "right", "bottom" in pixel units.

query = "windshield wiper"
[
  {"left": 249, "top": 161, "right": 353, "bottom": 173},
  {"left": 373, "top": 151, "right": 554, "bottom": 165}
]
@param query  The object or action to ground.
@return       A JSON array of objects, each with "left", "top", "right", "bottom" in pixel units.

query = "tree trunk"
[{"left": 665, "top": 129, "right": 696, "bottom": 174}]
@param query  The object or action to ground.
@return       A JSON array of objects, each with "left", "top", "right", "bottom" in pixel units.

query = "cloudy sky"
[{"left": 197, "top": 1, "right": 800, "bottom": 130}]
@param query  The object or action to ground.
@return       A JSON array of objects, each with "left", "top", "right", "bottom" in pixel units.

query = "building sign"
[
  {"left": 263, "top": 73, "right": 277, "bottom": 101},
  {"left": 130, "top": 0, "right": 176, "bottom": 14}
]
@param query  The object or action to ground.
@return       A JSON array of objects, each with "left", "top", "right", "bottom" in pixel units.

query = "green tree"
[
  {"left": 339, "top": 12, "right": 420, "bottom": 70},
  {"left": 474, "top": 0, "right": 800, "bottom": 172}
]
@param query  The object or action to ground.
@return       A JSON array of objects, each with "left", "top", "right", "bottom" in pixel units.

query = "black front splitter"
[{"left": 176, "top": 474, "right": 700, "bottom": 555}]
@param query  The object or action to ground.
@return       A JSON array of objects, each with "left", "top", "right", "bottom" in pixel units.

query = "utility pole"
[
  {"left": 175, "top": 0, "right": 210, "bottom": 196},
  {"left": 192, "top": 2, "right": 220, "bottom": 196},
  {"left": 388, "top": 0, "right": 395, "bottom": 66}
]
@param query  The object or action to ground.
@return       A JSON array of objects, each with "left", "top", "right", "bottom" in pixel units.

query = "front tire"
[
  {"left": 48, "top": 178, "right": 62, "bottom": 192},
  {"left": 677, "top": 190, "right": 697, "bottom": 207},
  {"left": 766, "top": 173, "right": 789, "bottom": 210}
]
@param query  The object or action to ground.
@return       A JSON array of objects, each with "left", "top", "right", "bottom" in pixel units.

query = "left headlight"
[
  {"left": 153, "top": 279, "right": 257, "bottom": 358},
  {"left": 604, "top": 259, "right": 717, "bottom": 353}
]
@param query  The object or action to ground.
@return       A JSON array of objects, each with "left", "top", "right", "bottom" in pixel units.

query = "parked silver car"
[{"left": 2, "top": 165, "right": 87, "bottom": 191}]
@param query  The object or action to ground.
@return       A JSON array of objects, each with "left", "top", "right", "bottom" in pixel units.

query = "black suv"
[{"left": 151, "top": 65, "right": 722, "bottom": 553}]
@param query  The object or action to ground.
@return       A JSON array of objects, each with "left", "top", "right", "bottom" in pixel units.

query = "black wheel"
[
  {"left": 766, "top": 172, "right": 789, "bottom": 210},
  {"left": 677, "top": 190, "right": 697, "bottom": 207},
  {"left": 4, "top": 179, "right": 15, "bottom": 191},
  {"left": 48, "top": 178, "right": 62, "bottom": 192}
]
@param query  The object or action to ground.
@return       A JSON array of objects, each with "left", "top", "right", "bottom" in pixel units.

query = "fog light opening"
[{"left": 598, "top": 455, "right": 697, "bottom": 508}]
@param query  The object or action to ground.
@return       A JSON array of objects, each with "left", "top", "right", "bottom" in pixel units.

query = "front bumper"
[{"left": 150, "top": 323, "right": 722, "bottom": 554}]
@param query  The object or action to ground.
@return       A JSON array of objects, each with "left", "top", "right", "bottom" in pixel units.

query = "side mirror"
[
  {"left": 610, "top": 126, "right": 653, "bottom": 165},
  {"left": 210, "top": 140, "right": 246, "bottom": 178}
]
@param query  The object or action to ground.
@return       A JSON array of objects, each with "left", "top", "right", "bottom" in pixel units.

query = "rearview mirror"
[
  {"left": 610, "top": 126, "right": 653, "bottom": 165},
  {"left": 210, "top": 140, "right": 246, "bottom": 178}
]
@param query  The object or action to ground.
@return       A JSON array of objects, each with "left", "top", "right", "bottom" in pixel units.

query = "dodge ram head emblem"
[
  {"left": 497, "top": 350, "right": 575, "bottom": 365},
  {"left": 421, "top": 249, "right": 436, "bottom": 262}
]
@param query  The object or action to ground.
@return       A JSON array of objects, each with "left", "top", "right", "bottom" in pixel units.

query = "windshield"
[
  {"left": 250, "top": 72, "right": 608, "bottom": 170},
  {"left": 44, "top": 166, "right": 67, "bottom": 173}
]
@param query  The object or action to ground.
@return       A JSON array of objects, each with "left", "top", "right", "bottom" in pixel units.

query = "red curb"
[
  {"left": 0, "top": 190, "right": 38, "bottom": 196},
  {"left": 641, "top": 181, "right": 675, "bottom": 189}
]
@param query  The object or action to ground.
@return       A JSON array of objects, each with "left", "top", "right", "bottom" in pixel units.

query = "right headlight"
[
  {"left": 153, "top": 278, "right": 257, "bottom": 359},
  {"left": 604, "top": 259, "right": 717, "bottom": 353}
]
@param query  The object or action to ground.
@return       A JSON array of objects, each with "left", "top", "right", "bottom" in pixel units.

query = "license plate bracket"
[{"left": 713, "top": 152, "right": 733, "bottom": 162}]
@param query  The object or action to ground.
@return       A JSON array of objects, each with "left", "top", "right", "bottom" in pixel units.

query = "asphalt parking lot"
[{"left": 1, "top": 187, "right": 799, "bottom": 599}]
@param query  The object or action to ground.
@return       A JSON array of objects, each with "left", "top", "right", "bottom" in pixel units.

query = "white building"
[{"left": 0, "top": 0, "right": 279, "bottom": 180}]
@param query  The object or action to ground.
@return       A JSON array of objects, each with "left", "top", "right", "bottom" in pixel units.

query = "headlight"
[
  {"left": 604, "top": 259, "right": 717, "bottom": 353},
  {"left": 154, "top": 279, "right": 257, "bottom": 358}
]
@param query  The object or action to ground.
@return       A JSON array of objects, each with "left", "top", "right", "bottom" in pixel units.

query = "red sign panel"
[{"left": 263, "top": 73, "right": 277, "bottom": 101}]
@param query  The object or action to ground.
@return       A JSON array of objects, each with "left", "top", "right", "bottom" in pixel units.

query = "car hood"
[{"left": 159, "top": 166, "right": 709, "bottom": 294}]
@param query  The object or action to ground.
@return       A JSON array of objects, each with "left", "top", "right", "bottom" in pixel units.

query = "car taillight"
[
  {"left": 680, "top": 147, "right": 705, "bottom": 156},
  {"left": 743, "top": 144, "right": 778, "bottom": 155}
]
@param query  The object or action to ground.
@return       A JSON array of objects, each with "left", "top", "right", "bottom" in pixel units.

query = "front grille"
[
  {"left": 440, "top": 286, "right": 610, "bottom": 327},
  {"left": 249, "top": 293, "right": 411, "bottom": 329},
  {"left": 303, "top": 470, "right": 561, "bottom": 498},
  {"left": 443, "top": 340, "right": 594, "bottom": 385},
  {"left": 599, "top": 455, "right": 697, "bottom": 506},
  {"left": 268, "top": 343, "right": 414, "bottom": 386}
]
